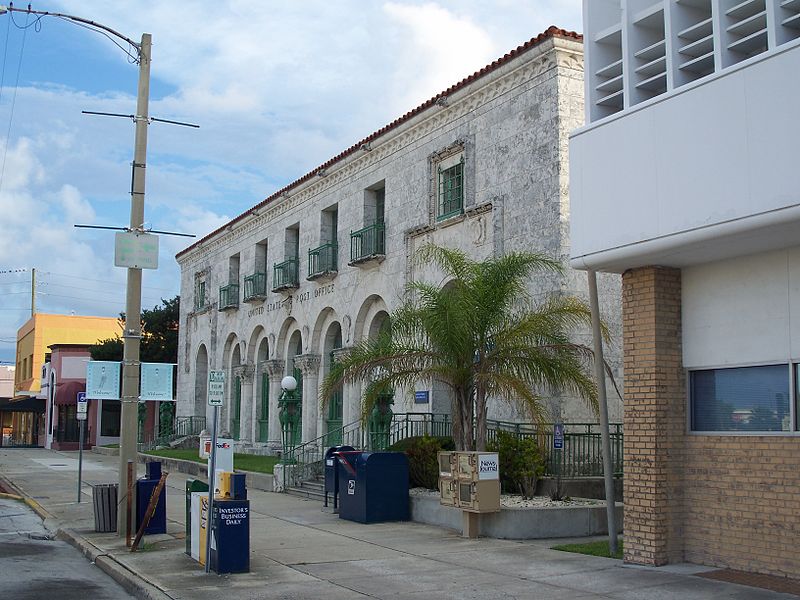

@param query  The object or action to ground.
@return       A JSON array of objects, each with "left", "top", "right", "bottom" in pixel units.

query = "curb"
[
  {"left": 3, "top": 473, "right": 172, "bottom": 600},
  {"left": 57, "top": 528, "right": 173, "bottom": 600}
]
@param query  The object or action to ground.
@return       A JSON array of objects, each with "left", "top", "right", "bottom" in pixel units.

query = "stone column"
[
  {"left": 294, "top": 353, "right": 321, "bottom": 443},
  {"left": 622, "top": 266, "right": 684, "bottom": 567},
  {"left": 263, "top": 359, "right": 285, "bottom": 446},
  {"left": 233, "top": 364, "right": 255, "bottom": 444}
]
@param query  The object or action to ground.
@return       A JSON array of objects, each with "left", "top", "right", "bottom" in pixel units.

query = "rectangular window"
[
  {"left": 690, "top": 364, "right": 791, "bottom": 432},
  {"left": 194, "top": 279, "right": 206, "bottom": 311},
  {"left": 437, "top": 156, "right": 464, "bottom": 219}
]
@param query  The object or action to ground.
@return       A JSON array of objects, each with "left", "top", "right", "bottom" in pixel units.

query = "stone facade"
[{"left": 175, "top": 31, "right": 623, "bottom": 451}]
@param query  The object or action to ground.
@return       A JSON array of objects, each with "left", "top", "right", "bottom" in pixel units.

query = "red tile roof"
[{"left": 176, "top": 26, "right": 582, "bottom": 260}]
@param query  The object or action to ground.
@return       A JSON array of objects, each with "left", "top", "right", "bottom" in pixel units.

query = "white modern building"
[
  {"left": 175, "top": 28, "right": 622, "bottom": 455},
  {"left": 571, "top": 0, "right": 800, "bottom": 579}
]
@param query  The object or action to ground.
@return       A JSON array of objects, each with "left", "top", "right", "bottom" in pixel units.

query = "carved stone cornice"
[
  {"left": 262, "top": 359, "right": 285, "bottom": 378},
  {"left": 293, "top": 353, "right": 322, "bottom": 376},
  {"left": 232, "top": 364, "right": 255, "bottom": 383}
]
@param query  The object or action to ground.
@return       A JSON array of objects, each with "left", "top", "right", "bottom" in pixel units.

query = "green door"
[
  {"left": 232, "top": 376, "right": 241, "bottom": 440},
  {"left": 258, "top": 372, "right": 269, "bottom": 442},
  {"left": 325, "top": 352, "right": 343, "bottom": 445}
]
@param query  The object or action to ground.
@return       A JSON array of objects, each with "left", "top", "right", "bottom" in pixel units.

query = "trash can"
[
  {"left": 136, "top": 461, "right": 166, "bottom": 535},
  {"left": 324, "top": 445, "right": 355, "bottom": 509},
  {"left": 185, "top": 479, "right": 209, "bottom": 555},
  {"left": 92, "top": 483, "right": 118, "bottom": 533},
  {"left": 209, "top": 498, "right": 250, "bottom": 573},
  {"left": 337, "top": 451, "right": 409, "bottom": 524}
]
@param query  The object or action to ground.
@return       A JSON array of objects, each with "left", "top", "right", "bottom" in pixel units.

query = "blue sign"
[
  {"left": 553, "top": 423, "right": 565, "bottom": 450},
  {"left": 414, "top": 390, "right": 429, "bottom": 404},
  {"left": 86, "top": 361, "right": 121, "bottom": 400},
  {"left": 140, "top": 362, "right": 175, "bottom": 401}
]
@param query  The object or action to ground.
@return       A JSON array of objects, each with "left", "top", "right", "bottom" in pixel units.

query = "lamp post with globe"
[{"left": 278, "top": 375, "right": 301, "bottom": 462}]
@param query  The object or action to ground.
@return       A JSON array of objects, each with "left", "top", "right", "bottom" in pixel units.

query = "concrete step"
[{"left": 286, "top": 485, "right": 326, "bottom": 502}]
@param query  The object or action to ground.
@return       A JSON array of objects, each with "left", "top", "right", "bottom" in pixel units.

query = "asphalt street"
[{"left": 0, "top": 496, "right": 136, "bottom": 599}]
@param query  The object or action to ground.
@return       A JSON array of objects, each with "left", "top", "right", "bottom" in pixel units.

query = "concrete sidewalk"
[{"left": 0, "top": 447, "right": 794, "bottom": 600}]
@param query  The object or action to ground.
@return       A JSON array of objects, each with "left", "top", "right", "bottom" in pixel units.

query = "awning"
[
  {"left": 0, "top": 396, "right": 45, "bottom": 412},
  {"left": 55, "top": 380, "right": 86, "bottom": 405}
]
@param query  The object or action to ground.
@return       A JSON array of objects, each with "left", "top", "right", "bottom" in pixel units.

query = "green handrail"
[
  {"left": 243, "top": 272, "right": 267, "bottom": 300},
  {"left": 273, "top": 257, "right": 299, "bottom": 290},
  {"left": 350, "top": 221, "right": 385, "bottom": 262},
  {"left": 308, "top": 242, "right": 338, "bottom": 277},
  {"left": 218, "top": 283, "right": 239, "bottom": 309}
]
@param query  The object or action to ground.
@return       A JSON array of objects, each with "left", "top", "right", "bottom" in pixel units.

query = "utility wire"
[{"left": 0, "top": 9, "right": 29, "bottom": 194}]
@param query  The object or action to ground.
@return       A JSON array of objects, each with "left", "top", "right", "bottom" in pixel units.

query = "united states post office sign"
[{"left": 478, "top": 453, "right": 499, "bottom": 480}]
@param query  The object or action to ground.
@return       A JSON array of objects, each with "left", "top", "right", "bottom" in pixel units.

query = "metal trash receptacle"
[
  {"left": 324, "top": 445, "right": 355, "bottom": 509},
  {"left": 92, "top": 483, "right": 118, "bottom": 533}
]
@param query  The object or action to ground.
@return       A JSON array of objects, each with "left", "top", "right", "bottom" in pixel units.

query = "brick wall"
[
  {"left": 622, "top": 266, "right": 684, "bottom": 566},
  {"left": 623, "top": 265, "right": 800, "bottom": 579}
]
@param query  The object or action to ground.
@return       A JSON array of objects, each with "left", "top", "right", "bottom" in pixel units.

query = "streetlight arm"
[{"left": 1, "top": 4, "right": 141, "bottom": 56}]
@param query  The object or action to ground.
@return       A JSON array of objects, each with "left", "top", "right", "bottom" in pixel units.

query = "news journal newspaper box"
[{"left": 439, "top": 451, "right": 500, "bottom": 536}]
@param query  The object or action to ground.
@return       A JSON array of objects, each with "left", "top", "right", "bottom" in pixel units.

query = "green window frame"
[{"left": 437, "top": 157, "right": 464, "bottom": 220}]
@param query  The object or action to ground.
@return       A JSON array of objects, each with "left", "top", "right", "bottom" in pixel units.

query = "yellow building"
[{"left": 14, "top": 313, "right": 120, "bottom": 396}]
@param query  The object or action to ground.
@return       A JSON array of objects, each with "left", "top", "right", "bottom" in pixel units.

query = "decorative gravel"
[{"left": 409, "top": 487, "right": 605, "bottom": 508}]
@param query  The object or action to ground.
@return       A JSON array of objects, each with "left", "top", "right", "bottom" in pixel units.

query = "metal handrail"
[
  {"left": 218, "top": 283, "right": 239, "bottom": 309},
  {"left": 308, "top": 242, "right": 338, "bottom": 277},
  {"left": 273, "top": 257, "right": 299, "bottom": 289},
  {"left": 138, "top": 415, "right": 207, "bottom": 451},
  {"left": 243, "top": 272, "right": 267, "bottom": 300},
  {"left": 350, "top": 221, "right": 385, "bottom": 262}
]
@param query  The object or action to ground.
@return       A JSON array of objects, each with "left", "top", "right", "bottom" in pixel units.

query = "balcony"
[
  {"left": 218, "top": 283, "right": 239, "bottom": 311},
  {"left": 307, "top": 242, "right": 338, "bottom": 281},
  {"left": 243, "top": 272, "right": 267, "bottom": 301},
  {"left": 272, "top": 257, "right": 299, "bottom": 292},
  {"left": 349, "top": 222, "right": 385, "bottom": 265}
]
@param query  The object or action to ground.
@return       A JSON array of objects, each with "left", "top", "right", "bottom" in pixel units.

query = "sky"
[{"left": 0, "top": 1, "right": 582, "bottom": 365}]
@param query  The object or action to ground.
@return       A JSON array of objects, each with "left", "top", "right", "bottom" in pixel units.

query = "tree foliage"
[
  {"left": 89, "top": 296, "right": 180, "bottom": 363},
  {"left": 321, "top": 244, "right": 607, "bottom": 451}
]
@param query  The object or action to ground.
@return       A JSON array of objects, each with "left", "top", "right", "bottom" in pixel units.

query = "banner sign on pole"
[
  {"left": 208, "top": 370, "right": 225, "bottom": 406},
  {"left": 86, "top": 361, "right": 121, "bottom": 400},
  {"left": 140, "top": 363, "right": 175, "bottom": 401}
]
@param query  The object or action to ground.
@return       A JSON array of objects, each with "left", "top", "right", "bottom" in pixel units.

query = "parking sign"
[{"left": 208, "top": 370, "right": 225, "bottom": 406}]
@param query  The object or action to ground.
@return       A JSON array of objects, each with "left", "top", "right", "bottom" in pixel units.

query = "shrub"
[
  {"left": 487, "top": 431, "right": 544, "bottom": 499},
  {"left": 389, "top": 435, "right": 454, "bottom": 489}
]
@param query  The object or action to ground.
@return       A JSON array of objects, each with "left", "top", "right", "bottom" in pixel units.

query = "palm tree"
[{"left": 321, "top": 244, "right": 604, "bottom": 451}]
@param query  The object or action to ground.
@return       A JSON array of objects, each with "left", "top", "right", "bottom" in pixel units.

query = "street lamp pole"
[
  {"left": 118, "top": 32, "right": 151, "bottom": 536},
  {"left": 0, "top": 4, "right": 152, "bottom": 538}
]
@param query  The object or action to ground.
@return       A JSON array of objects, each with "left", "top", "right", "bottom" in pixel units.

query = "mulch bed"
[{"left": 697, "top": 569, "right": 800, "bottom": 596}]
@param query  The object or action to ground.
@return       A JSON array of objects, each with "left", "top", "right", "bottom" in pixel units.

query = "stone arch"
[
  {"left": 311, "top": 307, "right": 338, "bottom": 356},
  {"left": 276, "top": 317, "right": 299, "bottom": 361},
  {"left": 353, "top": 294, "right": 388, "bottom": 343},
  {"left": 247, "top": 325, "right": 266, "bottom": 364},
  {"left": 194, "top": 344, "right": 209, "bottom": 418},
  {"left": 367, "top": 309, "right": 391, "bottom": 340}
]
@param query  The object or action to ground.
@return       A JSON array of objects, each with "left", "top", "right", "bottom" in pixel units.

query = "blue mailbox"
[
  {"left": 324, "top": 445, "right": 355, "bottom": 509},
  {"left": 136, "top": 461, "right": 166, "bottom": 535},
  {"left": 336, "top": 451, "right": 409, "bottom": 524}
]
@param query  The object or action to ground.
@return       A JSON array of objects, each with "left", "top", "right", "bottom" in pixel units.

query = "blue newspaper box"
[
  {"left": 337, "top": 451, "right": 409, "bottom": 524},
  {"left": 324, "top": 445, "right": 355, "bottom": 509},
  {"left": 136, "top": 461, "right": 166, "bottom": 535},
  {"left": 210, "top": 498, "right": 250, "bottom": 573}
]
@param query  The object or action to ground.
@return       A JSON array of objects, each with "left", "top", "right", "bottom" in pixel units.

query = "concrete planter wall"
[
  {"left": 90, "top": 447, "right": 274, "bottom": 492},
  {"left": 410, "top": 495, "right": 623, "bottom": 539}
]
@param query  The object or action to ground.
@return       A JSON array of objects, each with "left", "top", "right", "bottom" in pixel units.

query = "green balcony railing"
[
  {"left": 308, "top": 242, "right": 338, "bottom": 278},
  {"left": 273, "top": 257, "right": 299, "bottom": 290},
  {"left": 243, "top": 272, "right": 267, "bottom": 300},
  {"left": 218, "top": 283, "right": 239, "bottom": 310},
  {"left": 350, "top": 221, "right": 385, "bottom": 263}
]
